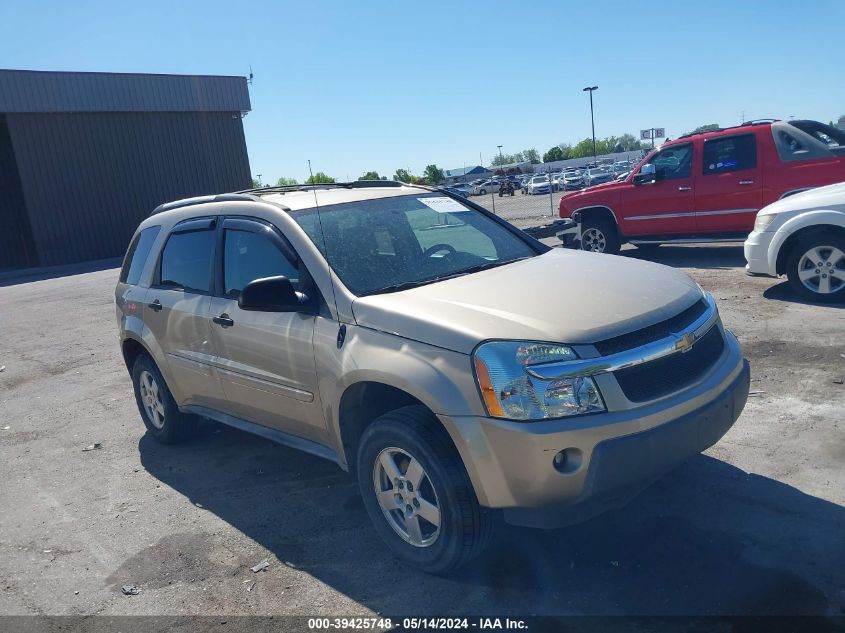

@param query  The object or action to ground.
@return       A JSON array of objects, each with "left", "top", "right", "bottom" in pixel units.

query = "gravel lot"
[{"left": 1, "top": 243, "right": 844, "bottom": 618}]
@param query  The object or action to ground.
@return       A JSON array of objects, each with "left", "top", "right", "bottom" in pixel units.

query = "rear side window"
[
  {"left": 158, "top": 229, "right": 216, "bottom": 293},
  {"left": 703, "top": 134, "right": 757, "bottom": 174},
  {"left": 120, "top": 226, "right": 161, "bottom": 285}
]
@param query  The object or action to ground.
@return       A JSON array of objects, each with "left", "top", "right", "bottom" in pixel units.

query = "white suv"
[{"left": 745, "top": 182, "right": 845, "bottom": 302}]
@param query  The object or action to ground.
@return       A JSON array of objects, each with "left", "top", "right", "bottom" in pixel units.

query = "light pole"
[{"left": 583, "top": 86, "right": 598, "bottom": 164}]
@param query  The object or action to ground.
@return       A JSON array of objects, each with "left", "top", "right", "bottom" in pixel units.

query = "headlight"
[
  {"left": 473, "top": 341, "right": 606, "bottom": 421},
  {"left": 754, "top": 214, "right": 776, "bottom": 232}
]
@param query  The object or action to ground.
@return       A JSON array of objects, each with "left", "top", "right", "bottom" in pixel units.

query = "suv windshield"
[{"left": 293, "top": 194, "right": 539, "bottom": 295}]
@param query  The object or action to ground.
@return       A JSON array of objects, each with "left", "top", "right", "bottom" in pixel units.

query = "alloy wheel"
[
  {"left": 582, "top": 228, "right": 607, "bottom": 253},
  {"left": 139, "top": 370, "right": 165, "bottom": 429},
  {"left": 797, "top": 245, "right": 845, "bottom": 295},
  {"left": 372, "top": 447, "right": 441, "bottom": 547}
]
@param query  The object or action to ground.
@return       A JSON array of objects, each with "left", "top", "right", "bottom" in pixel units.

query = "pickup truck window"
[
  {"left": 789, "top": 120, "right": 845, "bottom": 150},
  {"left": 703, "top": 134, "right": 757, "bottom": 174},
  {"left": 650, "top": 143, "right": 692, "bottom": 180},
  {"left": 293, "top": 194, "right": 537, "bottom": 295}
]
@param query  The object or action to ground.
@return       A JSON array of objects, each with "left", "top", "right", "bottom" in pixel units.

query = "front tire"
[
  {"left": 580, "top": 216, "right": 621, "bottom": 255},
  {"left": 131, "top": 354, "right": 199, "bottom": 443},
  {"left": 357, "top": 405, "right": 494, "bottom": 573},
  {"left": 786, "top": 235, "right": 845, "bottom": 303}
]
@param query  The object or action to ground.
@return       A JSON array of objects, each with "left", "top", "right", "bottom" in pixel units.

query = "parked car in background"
[
  {"left": 584, "top": 168, "right": 615, "bottom": 187},
  {"left": 450, "top": 183, "right": 472, "bottom": 197},
  {"left": 116, "top": 180, "right": 749, "bottom": 572},
  {"left": 440, "top": 185, "right": 471, "bottom": 199},
  {"left": 527, "top": 175, "right": 551, "bottom": 195},
  {"left": 560, "top": 119, "right": 845, "bottom": 254},
  {"left": 745, "top": 181, "right": 845, "bottom": 302},
  {"left": 472, "top": 180, "right": 500, "bottom": 195},
  {"left": 562, "top": 171, "right": 586, "bottom": 191}
]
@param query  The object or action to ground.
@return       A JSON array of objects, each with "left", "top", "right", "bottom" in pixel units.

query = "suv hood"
[{"left": 352, "top": 249, "right": 703, "bottom": 354}]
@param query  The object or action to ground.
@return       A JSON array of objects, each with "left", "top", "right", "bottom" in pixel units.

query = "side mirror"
[
  {"left": 633, "top": 163, "right": 656, "bottom": 185},
  {"left": 238, "top": 275, "right": 309, "bottom": 312}
]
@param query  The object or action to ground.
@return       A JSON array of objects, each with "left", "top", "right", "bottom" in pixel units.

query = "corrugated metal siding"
[
  {"left": 0, "top": 70, "right": 251, "bottom": 113},
  {"left": 0, "top": 115, "right": 37, "bottom": 269},
  {"left": 7, "top": 111, "right": 251, "bottom": 267}
]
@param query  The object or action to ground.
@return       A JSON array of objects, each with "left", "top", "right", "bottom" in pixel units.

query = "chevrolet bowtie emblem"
[{"left": 675, "top": 332, "right": 696, "bottom": 353}]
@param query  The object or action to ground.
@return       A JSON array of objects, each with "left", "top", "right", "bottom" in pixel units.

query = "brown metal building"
[{"left": 0, "top": 69, "right": 252, "bottom": 271}]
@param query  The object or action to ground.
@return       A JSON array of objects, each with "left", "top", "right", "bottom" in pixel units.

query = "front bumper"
[
  {"left": 439, "top": 333, "right": 749, "bottom": 529},
  {"left": 744, "top": 230, "right": 777, "bottom": 276}
]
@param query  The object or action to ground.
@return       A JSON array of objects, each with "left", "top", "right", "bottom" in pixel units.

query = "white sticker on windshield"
[{"left": 417, "top": 197, "right": 466, "bottom": 213}]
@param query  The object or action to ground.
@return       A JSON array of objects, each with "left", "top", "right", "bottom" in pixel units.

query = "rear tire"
[
  {"left": 580, "top": 215, "right": 621, "bottom": 255},
  {"left": 131, "top": 354, "right": 199, "bottom": 443},
  {"left": 357, "top": 405, "right": 494, "bottom": 573},
  {"left": 785, "top": 235, "right": 845, "bottom": 303}
]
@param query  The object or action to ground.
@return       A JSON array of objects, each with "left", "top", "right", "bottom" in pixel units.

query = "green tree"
[
  {"left": 423, "top": 164, "right": 445, "bottom": 184},
  {"left": 616, "top": 133, "right": 644, "bottom": 151},
  {"left": 542, "top": 145, "right": 565, "bottom": 163},
  {"left": 393, "top": 168, "right": 415, "bottom": 183},
  {"left": 523, "top": 148, "right": 540, "bottom": 164},
  {"left": 275, "top": 176, "right": 297, "bottom": 186},
  {"left": 359, "top": 171, "right": 381, "bottom": 180},
  {"left": 686, "top": 123, "right": 721, "bottom": 135},
  {"left": 305, "top": 171, "right": 335, "bottom": 184}
]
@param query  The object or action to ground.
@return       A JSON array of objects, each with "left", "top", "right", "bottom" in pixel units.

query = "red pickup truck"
[{"left": 558, "top": 119, "right": 845, "bottom": 254}]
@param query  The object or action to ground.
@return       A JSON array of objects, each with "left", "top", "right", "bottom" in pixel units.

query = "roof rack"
[
  {"left": 150, "top": 192, "right": 259, "bottom": 216},
  {"left": 236, "top": 180, "right": 407, "bottom": 196},
  {"left": 150, "top": 180, "right": 412, "bottom": 216}
]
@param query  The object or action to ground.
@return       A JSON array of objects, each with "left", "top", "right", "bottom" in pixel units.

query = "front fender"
[
  {"left": 313, "top": 320, "right": 485, "bottom": 462},
  {"left": 768, "top": 209, "right": 845, "bottom": 273}
]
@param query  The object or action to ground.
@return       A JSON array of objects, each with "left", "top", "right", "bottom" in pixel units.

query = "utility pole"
[{"left": 583, "top": 86, "right": 599, "bottom": 164}]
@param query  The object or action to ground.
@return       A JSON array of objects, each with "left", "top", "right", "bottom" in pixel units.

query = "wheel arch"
[
  {"left": 772, "top": 214, "right": 845, "bottom": 275},
  {"left": 572, "top": 205, "right": 621, "bottom": 239},
  {"left": 337, "top": 381, "right": 432, "bottom": 477},
  {"left": 121, "top": 335, "right": 152, "bottom": 372}
]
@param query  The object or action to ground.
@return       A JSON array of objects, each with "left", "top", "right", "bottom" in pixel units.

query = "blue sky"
[{"left": 2, "top": 1, "right": 844, "bottom": 183}]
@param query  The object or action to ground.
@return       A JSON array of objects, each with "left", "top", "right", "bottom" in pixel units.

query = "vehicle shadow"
[
  {"left": 0, "top": 257, "right": 121, "bottom": 287},
  {"left": 137, "top": 423, "right": 845, "bottom": 616},
  {"left": 763, "top": 280, "right": 845, "bottom": 309},
  {"left": 621, "top": 245, "right": 746, "bottom": 270}
]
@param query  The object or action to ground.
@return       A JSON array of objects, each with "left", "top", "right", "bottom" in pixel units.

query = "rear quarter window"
[{"left": 119, "top": 226, "right": 161, "bottom": 285}]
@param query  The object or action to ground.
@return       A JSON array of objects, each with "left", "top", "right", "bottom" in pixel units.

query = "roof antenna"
[{"left": 307, "top": 160, "right": 340, "bottom": 334}]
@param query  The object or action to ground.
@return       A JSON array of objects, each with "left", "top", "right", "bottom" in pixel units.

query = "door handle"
[
  {"left": 213, "top": 313, "right": 234, "bottom": 328},
  {"left": 739, "top": 180, "right": 754, "bottom": 185},
  {"left": 147, "top": 299, "right": 162, "bottom": 312},
  {"left": 678, "top": 186, "right": 692, "bottom": 192}
]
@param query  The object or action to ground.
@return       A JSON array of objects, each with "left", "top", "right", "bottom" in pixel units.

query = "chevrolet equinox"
[{"left": 116, "top": 181, "right": 750, "bottom": 572}]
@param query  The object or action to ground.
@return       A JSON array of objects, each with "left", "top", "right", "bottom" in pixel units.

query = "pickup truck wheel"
[
  {"left": 580, "top": 216, "right": 620, "bottom": 255},
  {"left": 786, "top": 236, "right": 845, "bottom": 303},
  {"left": 131, "top": 354, "right": 199, "bottom": 443},
  {"left": 357, "top": 405, "right": 494, "bottom": 573}
]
